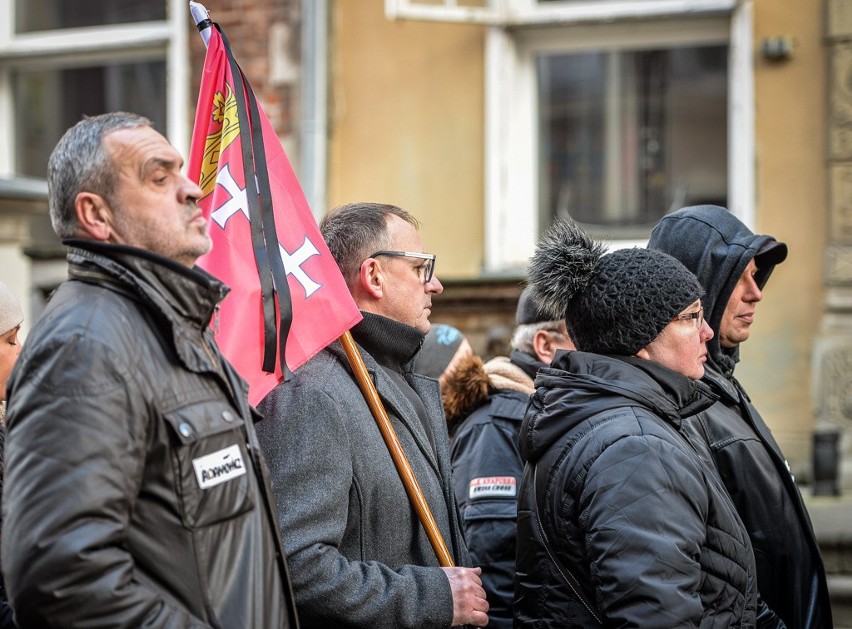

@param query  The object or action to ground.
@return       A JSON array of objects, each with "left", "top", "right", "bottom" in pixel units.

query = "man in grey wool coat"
[{"left": 257, "top": 202, "right": 489, "bottom": 629}]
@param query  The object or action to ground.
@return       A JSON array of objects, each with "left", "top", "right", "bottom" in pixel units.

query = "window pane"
[
  {"left": 538, "top": 45, "right": 728, "bottom": 239},
  {"left": 16, "top": 0, "right": 166, "bottom": 32},
  {"left": 15, "top": 62, "right": 167, "bottom": 178}
]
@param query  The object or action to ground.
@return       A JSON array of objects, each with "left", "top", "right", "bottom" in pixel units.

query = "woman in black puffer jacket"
[{"left": 513, "top": 219, "right": 784, "bottom": 628}]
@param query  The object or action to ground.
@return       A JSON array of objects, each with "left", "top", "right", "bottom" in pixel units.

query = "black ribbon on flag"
[{"left": 217, "top": 24, "right": 293, "bottom": 379}]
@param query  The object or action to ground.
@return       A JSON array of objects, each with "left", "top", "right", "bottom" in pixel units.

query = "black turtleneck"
[
  {"left": 351, "top": 312, "right": 424, "bottom": 374},
  {"left": 350, "top": 312, "right": 437, "bottom": 451}
]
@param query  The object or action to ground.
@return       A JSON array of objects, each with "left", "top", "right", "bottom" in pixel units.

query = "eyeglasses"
[
  {"left": 673, "top": 307, "right": 704, "bottom": 329},
  {"left": 370, "top": 250, "right": 436, "bottom": 284}
]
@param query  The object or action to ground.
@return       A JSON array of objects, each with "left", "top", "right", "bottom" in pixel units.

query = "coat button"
[
  {"left": 222, "top": 410, "right": 235, "bottom": 422},
  {"left": 179, "top": 422, "right": 192, "bottom": 438}
]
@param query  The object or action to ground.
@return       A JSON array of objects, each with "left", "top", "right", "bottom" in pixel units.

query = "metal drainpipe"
[{"left": 300, "top": 0, "right": 328, "bottom": 221}]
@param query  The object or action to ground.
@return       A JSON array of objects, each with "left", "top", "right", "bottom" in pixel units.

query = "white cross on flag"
[{"left": 187, "top": 25, "right": 361, "bottom": 405}]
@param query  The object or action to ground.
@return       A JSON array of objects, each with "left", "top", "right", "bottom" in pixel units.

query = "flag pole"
[
  {"left": 339, "top": 331, "right": 454, "bottom": 567},
  {"left": 188, "top": 1, "right": 454, "bottom": 568}
]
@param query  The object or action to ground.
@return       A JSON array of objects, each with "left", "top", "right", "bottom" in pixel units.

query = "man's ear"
[
  {"left": 357, "top": 258, "right": 384, "bottom": 300},
  {"left": 533, "top": 329, "right": 556, "bottom": 365},
  {"left": 634, "top": 347, "right": 651, "bottom": 361},
  {"left": 74, "top": 192, "right": 114, "bottom": 241}
]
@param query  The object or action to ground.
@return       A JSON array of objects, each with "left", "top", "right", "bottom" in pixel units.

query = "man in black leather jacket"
[
  {"left": 1, "top": 113, "right": 299, "bottom": 628},
  {"left": 649, "top": 204, "right": 832, "bottom": 628}
]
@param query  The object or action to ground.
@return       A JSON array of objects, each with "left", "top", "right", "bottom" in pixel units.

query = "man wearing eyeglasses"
[
  {"left": 256, "top": 202, "right": 489, "bottom": 629},
  {"left": 424, "top": 287, "right": 573, "bottom": 629},
  {"left": 648, "top": 205, "right": 832, "bottom": 629}
]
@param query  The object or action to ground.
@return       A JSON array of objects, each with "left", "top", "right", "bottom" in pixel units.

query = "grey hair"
[
  {"left": 320, "top": 202, "right": 419, "bottom": 286},
  {"left": 511, "top": 320, "right": 566, "bottom": 354},
  {"left": 48, "top": 112, "right": 153, "bottom": 238}
]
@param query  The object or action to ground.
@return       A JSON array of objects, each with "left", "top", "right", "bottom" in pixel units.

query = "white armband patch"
[{"left": 469, "top": 476, "right": 516, "bottom": 499}]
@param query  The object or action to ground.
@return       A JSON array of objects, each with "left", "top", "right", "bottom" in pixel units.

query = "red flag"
[{"left": 188, "top": 26, "right": 361, "bottom": 406}]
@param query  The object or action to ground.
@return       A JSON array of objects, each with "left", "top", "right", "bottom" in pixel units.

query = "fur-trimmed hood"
[
  {"left": 441, "top": 354, "right": 490, "bottom": 434},
  {"left": 441, "top": 353, "right": 539, "bottom": 434}
]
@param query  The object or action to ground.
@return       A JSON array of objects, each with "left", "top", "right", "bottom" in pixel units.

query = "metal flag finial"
[{"left": 189, "top": 1, "right": 213, "bottom": 46}]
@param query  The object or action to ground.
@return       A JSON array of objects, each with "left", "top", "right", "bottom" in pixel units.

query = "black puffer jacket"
[
  {"left": 2, "top": 241, "right": 298, "bottom": 628},
  {"left": 515, "top": 351, "right": 773, "bottom": 628},
  {"left": 445, "top": 350, "right": 544, "bottom": 629},
  {"left": 649, "top": 205, "right": 832, "bottom": 628}
]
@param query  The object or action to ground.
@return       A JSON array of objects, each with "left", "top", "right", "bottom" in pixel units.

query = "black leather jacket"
[
  {"left": 685, "top": 367, "right": 832, "bottom": 628},
  {"left": 2, "top": 241, "right": 298, "bottom": 628},
  {"left": 515, "top": 351, "right": 780, "bottom": 628}
]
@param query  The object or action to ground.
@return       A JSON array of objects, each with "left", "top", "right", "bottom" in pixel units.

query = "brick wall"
[{"left": 187, "top": 0, "right": 301, "bottom": 142}]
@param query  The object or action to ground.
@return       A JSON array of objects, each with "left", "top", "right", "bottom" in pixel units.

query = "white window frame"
[
  {"left": 386, "top": 0, "right": 737, "bottom": 25},
  {"left": 483, "top": 1, "right": 754, "bottom": 272},
  {"left": 0, "top": 0, "right": 190, "bottom": 177}
]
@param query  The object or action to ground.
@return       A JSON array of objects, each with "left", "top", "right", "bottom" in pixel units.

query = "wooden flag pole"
[{"left": 339, "top": 330, "right": 454, "bottom": 568}]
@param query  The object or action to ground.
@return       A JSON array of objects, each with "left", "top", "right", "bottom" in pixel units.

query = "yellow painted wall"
[
  {"left": 327, "top": 0, "right": 485, "bottom": 278},
  {"left": 740, "top": 0, "right": 826, "bottom": 465},
  {"left": 326, "top": 0, "right": 827, "bottom": 470}
]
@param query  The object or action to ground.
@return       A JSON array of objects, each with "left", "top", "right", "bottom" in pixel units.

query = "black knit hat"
[{"left": 527, "top": 218, "right": 703, "bottom": 355}]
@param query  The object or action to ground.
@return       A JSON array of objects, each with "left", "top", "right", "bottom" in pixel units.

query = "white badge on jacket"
[
  {"left": 193, "top": 444, "right": 247, "bottom": 489},
  {"left": 469, "top": 476, "right": 516, "bottom": 499}
]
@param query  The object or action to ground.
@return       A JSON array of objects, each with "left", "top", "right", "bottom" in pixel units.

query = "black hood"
[
  {"left": 647, "top": 205, "right": 787, "bottom": 376},
  {"left": 519, "top": 351, "right": 716, "bottom": 465}
]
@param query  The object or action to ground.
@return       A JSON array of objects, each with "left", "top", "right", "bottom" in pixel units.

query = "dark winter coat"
[
  {"left": 514, "top": 351, "right": 771, "bottom": 628},
  {"left": 256, "top": 312, "right": 470, "bottom": 629},
  {"left": 649, "top": 204, "right": 832, "bottom": 628},
  {"left": 0, "top": 425, "right": 13, "bottom": 629},
  {"left": 444, "top": 350, "right": 544, "bottom": 629},
  {"left": 1, "top": 241, "right": 298, "bottom": 628}
]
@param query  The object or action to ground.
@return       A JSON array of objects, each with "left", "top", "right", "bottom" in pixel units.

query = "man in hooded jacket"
[{"left": 648, "top": 204, "right": 831, "bottom": 628}]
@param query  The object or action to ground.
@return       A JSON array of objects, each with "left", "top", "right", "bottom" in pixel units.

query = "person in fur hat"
[
  {"left": 513, "top": 218, "right": 783, "bottom": 628},
  {"left": 433, "top": 289, "right": 572, "bottom": 629}
]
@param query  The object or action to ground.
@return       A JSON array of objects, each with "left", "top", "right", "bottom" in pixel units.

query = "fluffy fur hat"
[{"left": 527, "top": 218, "right": 703, "bottom": 355}]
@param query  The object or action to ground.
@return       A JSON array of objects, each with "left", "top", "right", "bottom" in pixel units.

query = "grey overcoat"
[{"left": 257, "top": 327, "right": 470, "bottom": 629}]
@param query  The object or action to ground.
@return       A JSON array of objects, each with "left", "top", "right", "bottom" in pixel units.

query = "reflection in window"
[
  {"left": 538, "top": 45, "right": 727, "bottom": 239},
  {"left": 14, "top": 62, "right": 167, "bottom": 178},
  {"left": 15, "top": 0, "right": 165, "bottom": 33}
]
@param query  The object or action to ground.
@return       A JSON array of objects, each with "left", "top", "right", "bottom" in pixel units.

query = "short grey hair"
[
  {"left": 511, "top": 320, "right": 567, "bottom": 355},
  {"left": 48, "top": 112, "right": 153, "bottom": 238},
  {"left": 320, "top": 202, "right": 419, "bottom": 287}
]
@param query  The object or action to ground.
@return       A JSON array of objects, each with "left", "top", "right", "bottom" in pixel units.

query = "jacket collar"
[
  {"left": 63, "top": 240, "right": 230, "bottom": 374},
  {"left": 700, "top": 362, "right": 741, "bottom": 404},
  {"left": 64, "top": 240, "right": 228, "bottom": 321},
  {"left": 523, "top": 351, "right": 718, "bottom": 464},
  {"left": 509, "top": 349, "right": 547, "bottom": 382}
]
